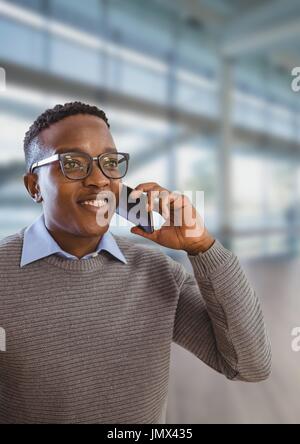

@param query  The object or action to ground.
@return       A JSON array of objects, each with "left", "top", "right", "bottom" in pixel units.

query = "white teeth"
[{"left": 81, "top": 200, "right": 108, "bottom": 208}]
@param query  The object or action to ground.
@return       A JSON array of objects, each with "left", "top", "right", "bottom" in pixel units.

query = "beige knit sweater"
[{"left": 0, "top": 229, "right": 271, "bottom": 424}]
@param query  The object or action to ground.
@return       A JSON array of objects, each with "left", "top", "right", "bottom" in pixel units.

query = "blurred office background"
[{"left": 1, "top": 0, "right": 300, "bottom": 424}]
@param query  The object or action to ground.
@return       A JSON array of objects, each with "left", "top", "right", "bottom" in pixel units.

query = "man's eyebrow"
[{"left": 55, "top": 147, "right": 117, "bottom": 154}]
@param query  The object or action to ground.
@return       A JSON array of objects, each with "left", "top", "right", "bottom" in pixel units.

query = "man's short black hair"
[{"left": 24, "top": 101, "right": 110, "bottom": 172}]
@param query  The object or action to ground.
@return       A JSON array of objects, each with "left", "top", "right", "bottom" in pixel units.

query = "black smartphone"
[{"left": 116, "top": 183, "right": 154, "bottom": 234}]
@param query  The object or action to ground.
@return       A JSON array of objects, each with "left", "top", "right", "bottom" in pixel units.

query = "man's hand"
[{"left": 129, "top": 182, "right": 215, "bottom": 254}]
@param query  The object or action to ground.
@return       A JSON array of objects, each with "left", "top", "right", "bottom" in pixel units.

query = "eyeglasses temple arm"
[{"left": 30, "top": 154, "right": 60, "bottom": 173}]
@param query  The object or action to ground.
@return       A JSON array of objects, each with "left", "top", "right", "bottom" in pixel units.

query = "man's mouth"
[
  {"left": 78, "top": 195, "right": 110, "bottom": 216},
  {"left": 80, "top": 198, "right": 109, "bottom": 208},
  {"left": 77, "top": 192, "right": 115, "bottom": 216}
]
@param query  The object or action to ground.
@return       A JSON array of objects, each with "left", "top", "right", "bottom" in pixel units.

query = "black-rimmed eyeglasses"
[{"left": 30, "top": 151, "right": 130, "bottom": 180}]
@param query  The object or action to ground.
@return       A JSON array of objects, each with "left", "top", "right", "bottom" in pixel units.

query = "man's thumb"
[{"left": 131, "top": 226, "right": 144, "bottom": 236}]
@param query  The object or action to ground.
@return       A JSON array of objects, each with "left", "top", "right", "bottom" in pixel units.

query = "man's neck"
[{"left": 46, "top": 226, "right": 105, "bottom": 259}]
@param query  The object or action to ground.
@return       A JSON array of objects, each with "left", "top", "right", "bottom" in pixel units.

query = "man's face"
[{"left": 26, "top": 114, "right": 122, "bottom": 238}]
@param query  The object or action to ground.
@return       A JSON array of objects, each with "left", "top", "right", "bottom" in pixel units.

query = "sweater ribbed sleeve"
[{"left": 172, "top": 240, "right": 272, "bottom": 382}]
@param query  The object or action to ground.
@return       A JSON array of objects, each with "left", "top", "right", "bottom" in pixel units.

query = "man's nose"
[{"left": 83, "top": 160, "right": 111, "bottom": 187}]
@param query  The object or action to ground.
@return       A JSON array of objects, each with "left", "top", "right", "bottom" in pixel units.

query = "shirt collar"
[{"left": 20, "top": 213, "right": 127, "bottom": 267}]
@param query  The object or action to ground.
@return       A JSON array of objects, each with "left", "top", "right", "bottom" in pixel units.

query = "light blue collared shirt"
[{"left": 20, "top": 213, "right": 127, "bottom": 267}]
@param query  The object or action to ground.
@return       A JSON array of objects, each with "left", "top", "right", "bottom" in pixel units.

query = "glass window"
[
  {"left": 50, "top": 0, "right": 103, "bottom": 30},
  {"left": 118, "top": 62, "right": 167, "bottom": 103},
  {"left": 177, "top": 27, "right": 217, "bottom": 75},
  {"left": 8, "top": 0, "right": 43, "bottom": 12},
  {"left": 264, "top": 159, "right": 299, "bottom": 228},
  {"left": 0, "top": 18, "right": 45, "bottom": 69},
  {"left": 176, "top": 81, "right": 218, "bottom": 116},
  {"left": 176, "top": 143, "right": 218, "bottom": 232},
  {"left": 108, "top": 0, "right": 173, "bottom": 55},
  {"left": 232, "top": 154, "right": 266, "bottom": 229},
  {"left": 0, "top": 114, "right": 31, "bottom": 162},
  {"left": 232, "top": 234, "right": 297, "bottom": 259},
  {"left": 234, "top": 92, "right": 296, "bottom": 139},
  {"left": 234, "top": 92, "right": 268, "bottom": 131},
  {"left": 232, "top": 154, "right": 298, "bottom": 229},
  {"left": 0, "top": 171, "right": 41, "bottom": 238},
  {"left": 49, "top": 36, "right": 103, "bottom": 86}
]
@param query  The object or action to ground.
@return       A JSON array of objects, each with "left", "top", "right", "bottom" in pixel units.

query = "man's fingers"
[
  {"left": 147, "top": 190, "right": 160, "bottom": 212},
  {"left": 129, "top": 185, "right": 190, "bottom": 222},
  {"left": 131, "top": 226, "right": 159, "bottom": 242},
  {"left": 130, "top": 182, "right": 165, "bottom": 196}
]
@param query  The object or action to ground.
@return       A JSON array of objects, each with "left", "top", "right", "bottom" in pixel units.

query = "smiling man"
[{"left": 0, "top": 102, "right": 271, "bottom": 424}]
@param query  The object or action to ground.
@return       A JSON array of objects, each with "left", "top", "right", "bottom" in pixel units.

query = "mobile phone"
[{"left": 116, "top": 183, "right": 154, "bottom": 234}]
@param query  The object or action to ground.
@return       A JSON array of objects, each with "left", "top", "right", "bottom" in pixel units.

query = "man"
[{"left": 0, "top": 101, "right": 271, "bottom": 424}]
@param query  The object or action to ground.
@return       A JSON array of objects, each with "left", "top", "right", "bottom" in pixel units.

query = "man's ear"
[{"left": 23, "top": 173, "right": 43, "bottom": 203}]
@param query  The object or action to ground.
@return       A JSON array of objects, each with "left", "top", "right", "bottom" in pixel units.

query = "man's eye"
[
  {"left": 64, "top": 160, "right": 82, "bottom": 170},
  {"left": 104, "top": 159, "right": 118, "bottom": 168}
]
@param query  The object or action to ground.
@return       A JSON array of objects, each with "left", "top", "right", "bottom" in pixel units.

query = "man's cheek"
[{"left": 44, "top": 193, "right": 67, "bottom": 213}]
